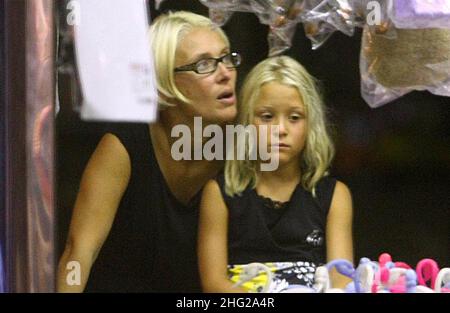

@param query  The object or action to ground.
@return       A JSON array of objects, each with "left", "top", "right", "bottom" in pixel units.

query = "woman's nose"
[{"left": 216, "top": 62, "right": 232, "bottom": 81}]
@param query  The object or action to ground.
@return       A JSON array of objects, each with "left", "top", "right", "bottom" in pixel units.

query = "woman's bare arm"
[{"left": 57, "top": 133, "right": 131, "bottom": 292}]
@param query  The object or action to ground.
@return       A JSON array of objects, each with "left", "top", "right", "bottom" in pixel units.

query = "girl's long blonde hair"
[{"left": 225, "top": 56, "right": 334, "bottom": 197}]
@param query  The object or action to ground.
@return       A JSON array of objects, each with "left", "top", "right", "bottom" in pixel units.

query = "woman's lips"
[{"left": 217, "top": 94, "right": 236, "bottom": 106}]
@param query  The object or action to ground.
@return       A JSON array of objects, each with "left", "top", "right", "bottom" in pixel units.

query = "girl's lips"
[{"left": 271, "top": 143, "right": 290, "bottom": 150}]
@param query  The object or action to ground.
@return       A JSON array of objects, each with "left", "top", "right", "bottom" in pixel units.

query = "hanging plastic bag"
[
  {"left": 297, "top": 0, "right": 355, "bottom": 49},
  {"left": 261, "top": 0, "right": 304, "bottom": 56},
  {"left": 360, "top": 25, "right": 450, "bottom": 107},
  {"left": 199, "top": 0, "right": 251, "bottom": 11},
  {"left": 352, "top": 0, "right": 396, "bottom": 36},
  {"left": 200, "top": 0, "right": 303, "bottom": 55}
]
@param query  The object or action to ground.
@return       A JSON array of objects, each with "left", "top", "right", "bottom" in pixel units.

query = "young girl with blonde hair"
[{"left": 198, "top": 56, "right": 353, "bottom": 292}]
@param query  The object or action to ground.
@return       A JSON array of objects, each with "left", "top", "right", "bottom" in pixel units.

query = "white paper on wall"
[{"left": 74, "top": 0, "right": 158, "bottom": 122}]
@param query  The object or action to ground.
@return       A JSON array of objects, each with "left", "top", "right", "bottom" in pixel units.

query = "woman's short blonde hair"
[
  {"left": 149, "top": 11, "right": 229, "bottom": 107},
  {"left": 225, "top": 56, "right": 335, "bottom": 197}
]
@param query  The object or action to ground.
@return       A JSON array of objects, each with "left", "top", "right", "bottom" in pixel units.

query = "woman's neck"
[
  {"left": 157, "top": 109, "right": 226, "bottom": 151},
  {"left": 150, "top": 114, "right": 224, "bottom": 167},
  {"left": 149, "top": 114, "right": 224, "bottom": 205}
]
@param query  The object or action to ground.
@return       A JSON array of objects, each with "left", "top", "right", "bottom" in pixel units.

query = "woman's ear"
[{"left": 157, "top": 91, "right": 177, "bottom": 108}]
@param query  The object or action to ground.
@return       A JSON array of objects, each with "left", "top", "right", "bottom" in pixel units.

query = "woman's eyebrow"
[
  {"left": 189, "top": 47, "right": 230, "bottom": 62},
  {"left": 187, "top": 52, "right": 212, "bottom": 63}
]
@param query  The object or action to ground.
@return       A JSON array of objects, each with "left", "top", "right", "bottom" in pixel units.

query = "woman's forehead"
[{"left": 176, "top": 28, "right": 228, "bottom": 62}]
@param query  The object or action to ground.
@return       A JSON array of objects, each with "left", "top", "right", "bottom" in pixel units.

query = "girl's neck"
[
  {"left": 258, "top": 158, "right": 301, "bottom": 184},
  {"left": 256, "top": 160, "right": 301, "bottom": 202}
]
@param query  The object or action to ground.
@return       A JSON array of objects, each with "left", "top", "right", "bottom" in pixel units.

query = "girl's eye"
[
  {"left": 260, "top": 113, "right": 273, "bottom": 121},
  {"left": 290, "top": 114, "right": 303, "bottom": 121}
]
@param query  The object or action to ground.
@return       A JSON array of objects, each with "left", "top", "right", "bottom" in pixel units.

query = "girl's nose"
[{"left": 278, "top": 118, "right": 288, "bottom": 136}]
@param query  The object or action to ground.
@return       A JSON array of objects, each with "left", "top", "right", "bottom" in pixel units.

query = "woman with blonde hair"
[
  {"left": 198, "top": 56, "right": 353, "bottom": 292},
  {"left": 57, "top": 11, "right": 241, "bottom": 292}
]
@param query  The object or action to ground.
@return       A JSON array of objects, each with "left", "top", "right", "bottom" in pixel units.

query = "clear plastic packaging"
[
  {"left": 201, "top": 0, "right": 302, "bottom": 55},
  {"left": 352, "top": 0, "right": 396, "bottom": 37},
  {"left": 360, "top": 25, "right": 450, "bottom": 107},
  {"left": 201, "top": 0, "right": 359, "bottom": 52},
  {"left": 301, "top": 0, "right": 355, "bottom": 49},
  {"left": 201, "top": 0, "right": 347, "bottom": 54},
  {"left": 198, "top": 0, "right": 450, "bottom": 107}
]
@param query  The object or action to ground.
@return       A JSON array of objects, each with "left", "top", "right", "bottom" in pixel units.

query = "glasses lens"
[
  {"left": 196, "top": 59, "right": 216, "bottom": 74},
  {"left": 224, "top": 52, "right": 241, "bottom": 68},
  {"left": 194, "top": 53, "right": 242, "bottom": 74}
]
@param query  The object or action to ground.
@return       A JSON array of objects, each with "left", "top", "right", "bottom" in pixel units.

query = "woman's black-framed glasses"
[{"left": 174, "top": 52, "right": 242, "bottom": 74}]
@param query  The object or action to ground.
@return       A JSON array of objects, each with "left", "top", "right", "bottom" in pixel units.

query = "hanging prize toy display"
[
  {"left": 197, "top": 0, "right": 450, "bottom": 107},
  {"left": 360, "top": 25, "right": 450, "bottom": 107}
]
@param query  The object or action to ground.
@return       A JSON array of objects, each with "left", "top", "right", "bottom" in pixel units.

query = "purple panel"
[{"left": 393, "top": 0, "right": 450, "bottom": 28}]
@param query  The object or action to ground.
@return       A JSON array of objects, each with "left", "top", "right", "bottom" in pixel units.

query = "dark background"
[{"left": 57, "top": 0, "right": 449, "bottom": 279}]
